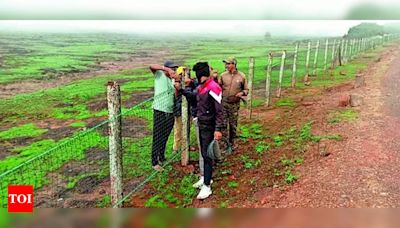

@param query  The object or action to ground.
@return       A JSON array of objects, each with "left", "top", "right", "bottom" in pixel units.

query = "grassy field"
[{"left": 0, "top": 32, "right": 387, "bottom": 207}]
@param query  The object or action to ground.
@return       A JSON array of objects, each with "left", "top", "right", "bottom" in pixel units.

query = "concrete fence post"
[
  {"left": 181, "top": 69, "right": 189, "bottom": 166},
  {"left": 291, "top": 43, "right": 298, "bottom": 88},
  {"left": 247, "top": 57, "right": 255, "bottom": 119},
  {"left": 277, "top": 50, "right": 286, "bottom": 98},
  {"left": 312, "top": 40, "right": 320, "bottom": 76},
  {"left": 265, "top": 53, "right": 273, "bottom": 106}
]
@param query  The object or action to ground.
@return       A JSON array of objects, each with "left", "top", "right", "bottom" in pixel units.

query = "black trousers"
[
  {"left": 151, "top": 109, "right": 174, "bottom": 166},
  {"left": 198, "top": 122, "right": 215, "bottom": 186}
]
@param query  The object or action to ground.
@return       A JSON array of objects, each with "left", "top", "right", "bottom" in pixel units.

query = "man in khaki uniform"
[{"left": 218, "top": 57, "right": 248, "bottom": 150}]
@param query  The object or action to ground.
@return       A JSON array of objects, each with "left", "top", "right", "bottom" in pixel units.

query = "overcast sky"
[
  {"left": 0, "top": 20, "right": 396, "bottom": 37},
  {"left": 0, "top": 0, "right": 399, "bottom": 19}
]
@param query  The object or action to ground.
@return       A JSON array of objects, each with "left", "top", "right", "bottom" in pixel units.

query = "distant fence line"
[{"left": 0, "top": 33, "right": 399, "bottom": 208}]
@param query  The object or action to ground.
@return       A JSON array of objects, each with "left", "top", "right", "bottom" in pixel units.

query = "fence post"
[
  {"left": 304, "top": 41, "right": 311, "bottom": 82},
  {"left": 247, "top": 57, "right": 255, "bottom": 119},
  {"left": 356, "top": 39, "right": 360, "bottom": 55},
  {"left": 340, "top": 39, "right": 345, "bottom": 65},
  {"left": 277, "top": 50, "right": 286, "bottom": 98},
  {"left": 181, "top": 70, "right": 189, "bottom": 166},
  {"left": 349, "top": 39, "right": 353, "bottom": 60},
  {"left": 331, "top": 39, "right": 336, "bottom": 69},
  {"left": 265, "top": 52, "right": 272, "bottom": 106},
  {"left": 312, "top": 40, "right": 320, "bottom": 76},
  {"left": 343, "top": 39, "right": 348, "bottom": 64},
  {"left": 291, "top": 43, "right": 298, "bottom": 88},
  {"left": 338, "top": 40, "right": 342, "bottom": 66},
  {"left": 324, "top": 39, "right": 329, "bottom": 71},
  {"left": 107, "top": 81, "right": 123, "bottom": 208}
]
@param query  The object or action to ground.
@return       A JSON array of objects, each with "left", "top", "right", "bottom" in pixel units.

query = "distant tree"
[
  {"left": 346, "top": 23, "right": 385, "bottom": 38},
  {"left": 264, "top": 32, "right": 272, "bottom": 39}
]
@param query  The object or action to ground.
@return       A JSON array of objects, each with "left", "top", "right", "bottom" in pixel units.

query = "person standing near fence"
[
  {"left": 149, "top": 60, "right": 179, "bottom": 171},
  {"left": 218, "top": 57, "right": 248, "bottom": 151},
  {"left": 192, "top": 61, "right": 224, "bottom": 199}
]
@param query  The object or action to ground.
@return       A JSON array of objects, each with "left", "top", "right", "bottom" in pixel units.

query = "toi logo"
[{"left": 8, "top": 185, "right": 33, "bottom": 213}]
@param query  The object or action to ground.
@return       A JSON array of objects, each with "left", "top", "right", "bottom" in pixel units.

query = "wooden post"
[
  {"left": 304, "top": 41, "right": 311, "bottom": 82},
  {"left": 181, "top": 70, "right": 189, "bottom": 166},
  {"left": 265, "top": 53, "right": 272, "bottom": 107},
  {"left": 312, "top": 40, "right": 320, "bottom": 76},
  {"left": 276, "top": 50, "right": 286, "bottom": 98},
  {"left": 291, "top": 43, "right": 298, "bottom": 88},
  {"left": 107, "top": 81, "right": 123, "bottom": 207},
  {"left": 247, "top": 57, "right": 255, "bottom": 119},
  {"left": 323, "top": 39, "right": 329, "bottom": 71}
]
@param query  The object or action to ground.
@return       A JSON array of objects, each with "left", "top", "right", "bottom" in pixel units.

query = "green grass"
[
  {"left": 69, "top": 121, "right": 87, "bottom": 128},
  {"left": 275, "top": 97, "right": 296, "bottom": 107},
  {"left": 228, "top": 181, "right": 239, "bottom": 188},
  {"left": 0, "top": 33, "right": 144, "bottom": 84},
  {"left": 0, "top": 123, "right": 48, "bottom": 140},
  {"left": 0, "top": 130, "right": 107, "bottom": 207},
  {"left": 284, "top": 170, "right": 298, "bottom": 184},
  {"left": 328, "top": 108, "right": 359, "bottom": 124},
  {"left": 97, "top": 195, "right": 112, "bottom": 208},
  {"left": 255, "top": 141, "right": 270, "bottom": 155},
  {"left": 239, "top": 123, "right": 264, "bottom": 140}
]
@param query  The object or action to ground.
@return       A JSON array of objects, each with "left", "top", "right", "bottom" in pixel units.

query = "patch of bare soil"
[
  {"left": 35, "top": 147, "right": 111, "bottom": 208},
  {"left": 0, "top": 49, "right": 170, "bottom": 98},
  {"left": 0, "top": 118, "right": 78, "bottom": 157},
  {"left": 124, "top": 90, "right": 154, "bottom": 108},
  {"left": 41, "top": 126, "right": 76, "bottom": 141},
  {"left": 88, "top": 116, "right": 149, "bottom": 139},
  {"left": 86, "top": 89, "right": 153, "bottom": 113}
]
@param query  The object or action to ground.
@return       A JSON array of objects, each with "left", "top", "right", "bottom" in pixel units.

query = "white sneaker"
[
  {"left": 196, "top": 185, "right": 212, "bottom": 200},
  {"left": 192, "top": 176, "right": 213, "bottom": 188}
]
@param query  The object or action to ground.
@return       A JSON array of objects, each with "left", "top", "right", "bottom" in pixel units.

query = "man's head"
[
  {"left": 164, "top": 60, "right": 178, "bottom": 78},
  {"left": 223, "top": 57, "right": 237, "bottom": 72},
  {"left": 164, "top": 60, "right": 179, "bottom": 69},
  {"left": 192, "top": 62, "right": 210, "bottom": 84}
]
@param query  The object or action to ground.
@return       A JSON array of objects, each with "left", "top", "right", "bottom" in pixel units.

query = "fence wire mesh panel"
[{"left": 0, "top": 121, "right": 110, "bottom": 208}]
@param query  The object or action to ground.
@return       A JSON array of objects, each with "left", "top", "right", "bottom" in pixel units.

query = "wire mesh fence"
[{"left": 0, "top": 34, "right": 398, "bottom": 208}]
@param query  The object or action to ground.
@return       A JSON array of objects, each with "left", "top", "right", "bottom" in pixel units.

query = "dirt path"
[
  {"left": 253, "top": 44, "right": 400, "bottom": 208},
  {"left": 0, "top": 49, "right": 170, "bottom": 99}
]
